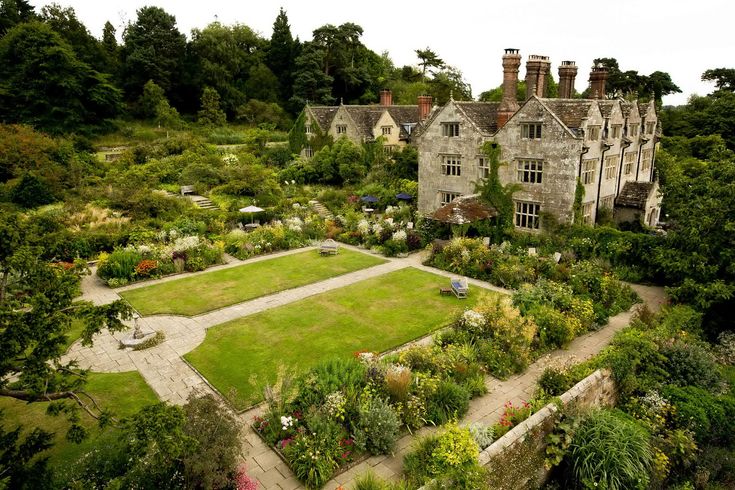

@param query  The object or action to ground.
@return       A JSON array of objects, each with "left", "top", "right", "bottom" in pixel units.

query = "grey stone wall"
[
  {"left": 417, "top": 102, "right": 488, "bottom": 214},
  {"left": 480, "top": 369, "right": 617, "bottom": 489}
]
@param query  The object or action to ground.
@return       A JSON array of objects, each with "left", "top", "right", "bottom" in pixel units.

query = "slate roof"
[
  {"left": 307, "top": 106, "right": 338, "bottom": 131},
  {"left": 343, "top": 106, "right": 384, "bottom": 136},
  {"left": 539, "top": 99, "right": 595, "bottom": 129},
  {"left": 430, "top": 194, "right": 497, "bottom": 224},
  {"left": 455, "top": 102, "right": 501, "bottom": 134},
  {"left": 598, "top": 100, "right": 614, "bottom": 118},
  {"left": 615, "top": 181, "right": 655, "bottom": 209}
]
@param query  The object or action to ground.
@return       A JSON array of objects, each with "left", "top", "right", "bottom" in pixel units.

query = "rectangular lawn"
[
  {"left": 0, "top": 371, "right": 158, "bottom": 470},
  {"left": 185, "top": 267, "right": 500, "bottom": 409},
  {"left": 121, "top": 248, "right": 386, "bottom": 316}
]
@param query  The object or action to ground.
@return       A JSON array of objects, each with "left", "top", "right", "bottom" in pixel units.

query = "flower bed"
[
  {"left": 331, "top": 205, "right": 425, "bottom": 257},
  {"left": 97, "top": 231, "right": 224, "bottom": 287},
  {"left": 223, "top": 208, "right": 326, "bottom": 260}
]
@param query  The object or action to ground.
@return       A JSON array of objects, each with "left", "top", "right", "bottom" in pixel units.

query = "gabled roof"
[
  {"left": 343, "top": 106, "right": 384, "bottom": 136},
  {"left": 306, "top": 106, "right": 338, "bottom": 131},
  {"left": 538, "top": 99, "right": 596, "bottom": 130},
  {"left": 598, "top": 100, "right": 615, "bottom": 118},
  {"left": 454, "top": 101, "right": 501, "bottom": 135},
  {"left": 616, "top": 181, "right": 655, "bottom": 209}
]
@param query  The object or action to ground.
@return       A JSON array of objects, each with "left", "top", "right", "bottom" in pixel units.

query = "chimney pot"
[
  {"left": 497, "top": 49, "right": 522, "bottom": 129},
  {"left": 558, "top": 60, "right": 579, "bottom": 98},
  {"left": 589, "top": 65, "right": 608, "bottom": 99},
  {"left": 418, "top": 95, "right": 432, "bottom": 121},
  {"left": 380, "top": 89, "right": 392, "bottom": 106}
]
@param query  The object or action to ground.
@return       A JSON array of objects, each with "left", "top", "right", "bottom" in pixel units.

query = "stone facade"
[
  {"left": 415, "top": 51, "right": 662, "bottom": 230},
  {"left": 300, "top": 93, "right": 423, "bottom": 157}
]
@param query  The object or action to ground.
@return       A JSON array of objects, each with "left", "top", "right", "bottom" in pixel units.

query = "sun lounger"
[{"left": 451, "top": 277, "right": 469, "bottom": 299}]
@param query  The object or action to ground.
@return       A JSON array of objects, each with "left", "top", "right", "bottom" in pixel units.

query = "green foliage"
[
  {"left": 545, "top": 415, "right": 579, "bottom": 470},
  {"left": 283, "top": 431, "right": 340, "bottom": 489},
  {"left": 660, "top": 339, "right": 722, "bottom": 390},
  {"left": 403, "top": 424, "right": 480, "bottom": 487},
  {"left": 662, "top": 385, "right": 735, "bottom": 445},
  {"left": 426, "top": 380, "right": 469, "bottom": 424},
  {"left": 353, "top": 396, "right": 400, "bottom": 455},
  {"left": 292, "top": 357, "right": 367, "bottom": 412},
  {"left": 131, "top": 331, "right": 166, "bottom": 351},
  {"left": 0, "top": 410, "right": 54, "bottom": 490},
  {"left": 197, "top": 86, "right": 227, "bottom": 126},
  {"left": 475, "top": 142, "right": 519, "bottom": 241},
  {"left": 121, "top": 6, "right": 186, "bottom": 102},
  {"left": 567, "top": 409, "right": 653, "bottom": 490},
  {"left": 538, "top": 367, "right": 573, "bottom": 397},
  {"left": 0, "top": 22, "right": 121, "bottom": 134},
  {"left": 10, "top": 173, "right": 55, "bottom": 208}
]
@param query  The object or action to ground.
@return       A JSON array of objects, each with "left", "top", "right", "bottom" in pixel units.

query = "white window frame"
[
  {"left": 604, "top": 155, "right": 618, "bottom": 180},
  {"left": 516, "top": 159, "right": 543, "bottom": 184},
  {"left": 441, "top": 155, "right": 462, "bottom": 176},
  {"left": 305, "top": 124, "right": 313, "bottom": 134},
  {"left": 587, "top": 126, "right": 601, "bottom": 141},
  {"left": 641, "top": 149, "right": 653, "bottom": 172},
  {"left": 521, "top": 123, "right": 542, "bottom": 140},
  {"left": 441, "top": 123, "right": 460, "bottom": 137},
  {"left": 581, "top": 158, "right": 596, "bottom": 185},
  {"left": 582, "top": 201, "right": 594, "bottom": 225},
  {"left": 440, "top": 191, "right": 461, "bottom": 206},
  {"left": 515, "top": 201, "right": 540, "bottom": 229},
  {"left": 478, "top": 156, "right": 489, "bottom": 179},
  {"left": 304, "top": 146, "right": 314, "bottom": 158},
  {"left": 624, "top": 152, "right": 635, "bottom": 175}
]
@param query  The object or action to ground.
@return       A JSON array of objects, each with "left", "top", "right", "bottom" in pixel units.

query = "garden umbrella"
[
  {"left": 360, "top": 195, "right": 379, "bottom": 203},
  {"left": 239, "top": 205, "right": 264, "bottom": 223},
  {"left": 395, "top": 192, "right": 412, "bottom": 200}
]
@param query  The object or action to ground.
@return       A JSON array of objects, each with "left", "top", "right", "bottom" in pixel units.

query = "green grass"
[
  {"left": 121, "top": 248, "right": 386, "bottom": 316},
  {"left": 0, "top": 371, "right": 158, "bottom": 470},
  {"left": 185, "top": 267, "right": 496, "bottom": 409}
]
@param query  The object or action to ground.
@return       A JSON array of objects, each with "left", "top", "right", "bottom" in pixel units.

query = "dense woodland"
[{"left": 0, "top": 1, "right": 734, "bottom": 489}]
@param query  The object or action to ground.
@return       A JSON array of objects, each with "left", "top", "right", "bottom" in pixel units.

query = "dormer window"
[
  {"left": 441, "top": 123, "right": 460, "bottom": 137},
  {"left": 587, "top": 126, "right": 601, "bottom": 141},
  {"left": 381, "top": 126, "right": 392, "bottom": 136},
  {"left": 610, "top": 125, "right": 622, "bottom": 139},
  {"left": 336, "top": 124, "right": 347, "bottom": 134},
  {"left": 628, "top": 124, "right": 639, "bottom": 137},
  {"left": 521, "top": 123, "right": 542, "bottom": 140},
  {"left": 305, "top": 124, "right": 313, "bottom": 134},
  {"left": 646, "top": 122, "right": 656, "bottom": 134}
]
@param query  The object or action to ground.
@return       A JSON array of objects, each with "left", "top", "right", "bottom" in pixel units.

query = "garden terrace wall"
[{"left": 480, "top": 369, "right": 616, "bottom": 489}]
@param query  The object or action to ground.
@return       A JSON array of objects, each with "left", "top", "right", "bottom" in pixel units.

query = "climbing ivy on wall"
[
  {"left": 573, "top": 178, "right": 585, "bottom": 224},
  {"left": 287, "top": 110, "right": 333, "bottom": 155},
  {"left": 476, "top": 142, "right": 520, "bottom": 242}
]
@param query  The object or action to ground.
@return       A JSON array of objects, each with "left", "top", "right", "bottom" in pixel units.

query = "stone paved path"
[{"left": 72, "top": 246, "right": 666, "bottom": 490}]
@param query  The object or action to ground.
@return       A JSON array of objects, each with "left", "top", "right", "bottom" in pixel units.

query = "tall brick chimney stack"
[
  {"left": 497, "top": 48, "right": 521, "bottom": 129},
  {"left": 418, "top": 95, "right": 432, "bottom": 121},
  {"left": 589, "top": 64, "right": 608, "bottom": 99},
  {"left": 558, "top": 61, "right": 578, "bottom": 98},
  {"left": 380, "top": 89, "right": 392, "bottom": 106},
  {"left": 536, "top": 56, "right": 551, "bottom": 97},
  {"left": 525, "top": 55, "right": 545, "bottom": 100}
]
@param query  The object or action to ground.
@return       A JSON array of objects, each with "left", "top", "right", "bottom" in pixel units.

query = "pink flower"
[{"left": 234, "top": 465, "right": 258, "bottom": 490}]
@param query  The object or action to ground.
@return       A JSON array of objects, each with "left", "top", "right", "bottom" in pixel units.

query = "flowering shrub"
[
  {"left": 494, "top": 400, "right": 532, "bottom": 437},
  {"left": 403, "top": 424, "right": 481, "bottom": 487},
  {"left": 223, "top": 216, "right": 324, "bottom": 260},
  {"left": 134, "top": 259, "right": 158, "bottom": 277},
  {"left": 352, "top": 396, "right": 400, "bottom": 455},
  {"left": 234, "top": 465, "right": 258, "bottom": 490}
]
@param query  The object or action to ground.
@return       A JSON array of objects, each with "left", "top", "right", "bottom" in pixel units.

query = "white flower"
[
  {"left": 357, "top": 219, "right": 370, "bottom": 234},
  {"left": 222, "top": 153, "right": 239, "bottom": 165},
  {"left": 292, "top": 203, "right": 301, "bottom": 209},
  {"left": 172, "top": 235, "right": 200, "bottom": 252},
  {"left": 463, "top": 310, "right": 486, "bottom": 329},
  {"left": 280, "top": 415, "right": 294, "bottom": 430},
  {"left": 372, "top": 223, "right": 383, "bottom": 235},
  {"left": 357, "top": 351, "right": 375, "bottom": 363},
  {"left": 392, "top": 230, "right": 407, "bottom": 242}
]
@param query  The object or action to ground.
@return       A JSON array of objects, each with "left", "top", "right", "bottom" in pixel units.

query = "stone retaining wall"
[{"left": 480, "top": 369, "right": 616, "bottom": 489}]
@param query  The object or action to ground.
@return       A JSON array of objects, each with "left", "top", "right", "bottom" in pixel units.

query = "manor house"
[{"left": 415, "top": 50, "right": 662, "bottom": 229}]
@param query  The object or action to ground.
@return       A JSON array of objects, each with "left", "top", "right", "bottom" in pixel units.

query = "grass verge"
[
  {"left": 121, "top": 248, "right": 386, "bottom": 316},
  {"left": 186, "top": 267, "right": 496, "bottom": 409}
]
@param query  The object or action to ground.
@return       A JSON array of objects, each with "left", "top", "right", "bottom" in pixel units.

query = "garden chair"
[
  {"left": 451, "top": 277, "right": 469, "bottom": 299},
  {"left": 319, "top": 239, "right": 339, "bottom": 255}
]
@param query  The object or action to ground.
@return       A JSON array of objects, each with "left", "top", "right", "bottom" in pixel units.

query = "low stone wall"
[{"left": 480, "top": 369, "right": 616, "bottom": 489}]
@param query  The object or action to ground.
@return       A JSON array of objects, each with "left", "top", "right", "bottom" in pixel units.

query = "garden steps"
[
  {"left": 309, "top": 200, "right": 334, "bottom": 220},
  {"left": 187, "top": 194, "right": 219, "bottom": 210}
]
